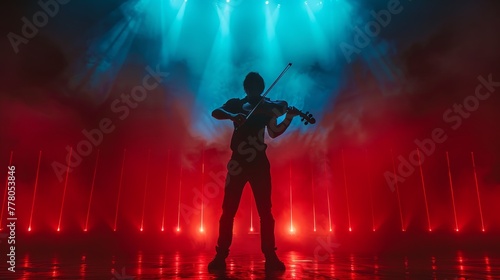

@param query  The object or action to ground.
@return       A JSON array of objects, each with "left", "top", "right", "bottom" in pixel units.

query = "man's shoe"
[
  {"left": 264, "top": 250, "right": 286, "bottom": 272},
  {"left": 208, "top": 255, "right": 226, "bottom": 271},
  {"left": 208, "top": 246, "right": 228, "bottom": 271}
]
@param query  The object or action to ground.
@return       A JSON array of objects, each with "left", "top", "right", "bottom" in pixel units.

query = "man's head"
[{"left": 243, "top": 72, "right": 265, "bottom": 97}]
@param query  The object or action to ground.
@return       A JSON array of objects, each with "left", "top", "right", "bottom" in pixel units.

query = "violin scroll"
[{"left": 288, "top": 106, "right": 316, "bottom": 125}]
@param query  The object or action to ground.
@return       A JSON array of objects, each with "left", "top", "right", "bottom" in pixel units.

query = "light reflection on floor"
[{"left": 3, "top": 250, "right": 499, "bottom": 279}]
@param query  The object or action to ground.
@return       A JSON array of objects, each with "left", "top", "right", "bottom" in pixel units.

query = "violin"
[
  {"left": 287, "top": 106, "right": 316, "bottom": 125},
  {"left": 242, "top": 97, "right": 316, "bottom": 125},
  {"left": 237, "top": 63, "right": 317, "bottom": 128},
  {"left": 242, "top": 97, "right": 287, "bottom": 116}
]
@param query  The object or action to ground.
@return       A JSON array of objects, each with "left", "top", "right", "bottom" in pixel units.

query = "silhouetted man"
[{"left": 208, "top": 72, "right": 298, "bottom": 272}]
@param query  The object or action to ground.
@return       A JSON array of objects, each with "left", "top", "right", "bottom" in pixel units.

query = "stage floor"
[{"left": 3, "top": 249, "right": 499, "bottom": 279}]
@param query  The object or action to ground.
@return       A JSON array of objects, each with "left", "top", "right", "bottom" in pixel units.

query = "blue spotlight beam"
[{"left": 74, "top": 17, "right": 134, "bottom": 93}]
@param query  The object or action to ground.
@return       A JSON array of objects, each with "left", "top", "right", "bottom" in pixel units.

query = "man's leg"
[
  {"left": 249, "top": 157, "right": 285, "bottom": 271},
  {"left": 209, "top": 164, "right": 247, "bottom": 271},
  {"left": 217, "top": 170, "right": 247, "bottom": 251},
  {"left": 248, "top": 165, "right": 275, "bottom": 254}
]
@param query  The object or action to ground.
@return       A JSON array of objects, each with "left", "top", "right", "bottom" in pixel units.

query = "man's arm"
[
  {"left": 212, "top": 107, "right": 234, "bottom": 120},
  {"left": 212, "top": 108, "right": 246, "bottom": 125},
  {"left": 267, "top": 108, "right": 298, "bottom": 138}
]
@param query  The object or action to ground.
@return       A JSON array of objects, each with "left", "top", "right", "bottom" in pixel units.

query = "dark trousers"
[{"left": 216, "top": 153, "right": 276, "bottom": 254}]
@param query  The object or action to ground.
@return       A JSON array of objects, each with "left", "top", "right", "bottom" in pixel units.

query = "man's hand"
[
  {"left": 231, "top": 113, "right": 247, "bottom": 126},
  {"left": 286, "top": 106, "right": 301, "bottom": 117}
]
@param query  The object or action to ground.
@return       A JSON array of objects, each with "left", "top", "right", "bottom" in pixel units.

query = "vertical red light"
[
  {"left": 249, "top": 188, "right": 254, "bottom": 232},
  {"left": 341, "top": 150, "right": 352, "bottom": 232},
  {"left": 177, "top": 164, "right": 183, "bottom": 233},
  {"left": 161, "top": 149, "right": 170, "bottom": 232},
  {"left": 471, "top": 152, "right": 486, "bottom": 232},
  {"left": 28, "top": 151, "right": 41, "bottom": 232},
  {"left": 445, "top": 152, "right": 460, "bottom": 232},
  {"left": 391, "top": 150, "right": 405, "bottom": 231},
  {"left": 200, "top": 147, "right": 205, "bottom": 234},
  {"left": 311, "top": 163, "right": 316, "bottom": 232},
  {"left": 57, "top": 147, "right": 72, "bottom": 232},
  {"left": 84, "top": 149, "right": 100, "bottom": 232},
  {"left": 289, "top": 161, "right": 294, "bottom": 233},
  {"left": 417, "top": 149, "right": 432, "bottom": 232},
  {"left": 365, "top": 149, "right": 376, "bottom": 232},
  {"left": 324, "top": 156, "right": 332, "bottom": 232},
  {"left": 113, "top": 149, "right": 127, "bottom": 232},
  {"left": 140, "top": 150, "right": 151, "bottom": 232}
]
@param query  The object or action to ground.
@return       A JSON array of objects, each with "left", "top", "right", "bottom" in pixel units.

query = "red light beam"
[
  {"left": 446, "top": 151, "right": 459, "bottom": 232},
  {"left": 289, "top": 161, "right": 294, "bottom": 233},
  {"left": 177, "top": 164, "right": 183, "bottom": 232},
  {"left": 200, "top": 146, "right": 205, "bottom": 233},
  {"left": 27, "top": 151, "right": 40, "bottom": 232},
  {"left": 250, "top": 189, "right": 254, "bottom": 232},
  {"left": 324, "top": 155, "right": 333, "bottom": 232},
  {"left": 311, "top": 161, "right": 316, "bottom": 232},
  {"left": 140, "top": 149, "right": 151, "bottom": 232},
  {"left": 471, "top": 152, "right": 485, "bottom": 232},
  {"left": 365, "top": 149, "right": 376, "bottom": 231},
  {"left": 391, "top": 150, "right": 405, "bottom": 231},
  {"left": 113, "top": 149, "right": 127, "bottom": 231},
  {"left": 27, "top": 151, "right": 40, "bottom": 231},
  {"left": 417, "top": 148, "right": 432, "bottom": 231},
  {"left": 341, "top": 150, "right": 352, "bottom": 232},
  {"left": 84, "top": 149, "right": 100, "bottom": 232},
  {"left": 161, "top": 149, "right": 170, "bottom": 231},
  {"left": 57, "top": 147, "right": 72, "bottom": 232}
]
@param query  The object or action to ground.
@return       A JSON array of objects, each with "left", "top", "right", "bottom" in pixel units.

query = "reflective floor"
[{"left": 3, "top": 250, "right": 499, "bottom": 279}]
